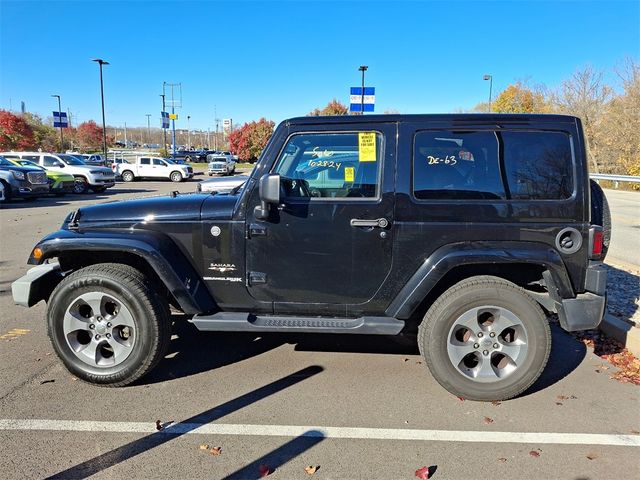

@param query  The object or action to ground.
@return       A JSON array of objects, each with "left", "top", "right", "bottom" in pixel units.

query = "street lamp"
[
  {"left": 483, "top": 74, "right": 493, "bottom": 112},
  {"left": 92, "top": 58, "right": 109, "bottom": 160},
  {"left": 187, "top": 115, "right": 191, "bottom": 149},
  {"left": 51, "top": 94, "right": 63, "bottom": 151},
  {"left": 145, "top": 114, "right": 151, "bottom": 144},
  {"left": 358, "top": 65, "right": 368, "bottom": 114}
]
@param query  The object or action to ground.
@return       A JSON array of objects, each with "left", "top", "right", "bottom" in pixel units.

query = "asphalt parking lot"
[{"left": 1, "top": 181, "right": 639, "bottom": 479}]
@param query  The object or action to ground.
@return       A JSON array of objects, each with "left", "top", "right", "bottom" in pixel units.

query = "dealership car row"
[{"left": 0, "top": 149, "right": 242, "bottom": 202}]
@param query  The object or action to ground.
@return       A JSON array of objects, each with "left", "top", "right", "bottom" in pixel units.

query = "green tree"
[
  {"left": 308, "top": 99, "right": 349, "bottom": 116},
  {"left": 22, "top": 112, "right": 60, "bottom": 151}
]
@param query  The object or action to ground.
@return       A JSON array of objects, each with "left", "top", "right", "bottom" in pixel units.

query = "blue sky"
[{"left": 1, "top": 0, "right": 638, "bottom": 130}]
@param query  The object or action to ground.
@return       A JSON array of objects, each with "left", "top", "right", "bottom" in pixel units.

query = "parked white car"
[
  {"left": 207, "top": 154, "right": 236, "bottom": 176},
  {"left": 116, "top": 156, "right": 194, "bottom": 182},
  {"left": 0, "top": 152, "right": 115, "bottom": 193},
  {"left": 196, "top": 175, "right": 249, "bottom": 193}
]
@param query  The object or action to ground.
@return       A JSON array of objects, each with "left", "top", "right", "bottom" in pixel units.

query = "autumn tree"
[
  {"left": 22, "top": 113, "right": 60, "bottom": 151},
  {"left": 76, "top": 120, "right": 104, "bottom": 151},
  {"left": 228, "top": 118, "right": 275, "bottom": 162},
  {"left": 492, "top": 82, "right": 549, "bottom": 113},
  {"left": 0, "top": 110, "right": 35, "bottom": 150},
  {"left": 308, "top": 99, "right": 349, "bottom": 116}
]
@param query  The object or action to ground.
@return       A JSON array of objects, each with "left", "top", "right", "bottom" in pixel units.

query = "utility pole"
[
  {"left": 187, "top": 115, "right": 191, "bottom": 149},
  {"left": 51, "top": 94, "right": 63, "bottom": 151},
  {"left": 92, "top": 58, "right": 109, "bottom": 160},
  {"left": 164, "top": 82, "right": 182, "bottom": 158},
  {"left": 145, "top": 114, "right": 151, "bottom": 144},
  {"left": 359, "top": 65, "right": 368, "bottom": 115},
  {"left": 160, "top": 92, "right": 167, "bottom": 150},
  {"left": 124, "top": 122, "right": 128, "bottom": 148}
]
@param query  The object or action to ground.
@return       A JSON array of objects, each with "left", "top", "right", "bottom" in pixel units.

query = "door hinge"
[
  {"left": 248, "top": 271, "right": 267, "bottom": 285},
  {"left": 247, "top": 223, "right": 267, "bottom": 238}
]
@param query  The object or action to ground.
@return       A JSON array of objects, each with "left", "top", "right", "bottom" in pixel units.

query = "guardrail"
[{"left": 590, "top": 173, "right": 640, "bottom": 189}]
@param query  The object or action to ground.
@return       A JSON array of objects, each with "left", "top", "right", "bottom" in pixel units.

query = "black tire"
[
  {"left": 590, "top": 179, "right": 611, "bottom": 259},
  {"left": 1, "top": 180, "right": 13, "bottom": 201},
  {"left": 121, "top": 170, "right": 135, "bottom": 183},
  {"left": 46, "top": 263, "right": 171, "bottom": 387},
  {"left": 73, "top": 176, "right": 88, "bottom": 194},
  {"left": 170, "top": 171, "right": 183, "bottom": 182},
  {"left": 418, "top": 275, "right": 551, "bottom": 401},
  {"left": 92, "top": 186, "right": 107, "bottom": 193}
]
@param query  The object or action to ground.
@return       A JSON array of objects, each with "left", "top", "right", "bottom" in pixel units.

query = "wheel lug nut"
[
  {"left": 95, "top": 334, "right": 101, "bottom": 340},
  {"left": 483, "top": 350, "right": 489, "bottom": 356},
  {"left": 489, "top": 332, "right": 495, "bottom": 338},
  {"left": 106, "top": 333, "right": 111, "bottom": 339},
  {"left": 106, "top": 322, "right": 112, "bottom": 328},
  {"left": 473, "top": 343, "right": 480, "bottom": 349},
  {"left": 477, "top": 332, "right": 484, "bottom": 338},
  {"left": 89, "top": 324, "right": 95, "bottom": 330},
  {"left": 493, "top": 343, "right": 499, "bottom": 349},
  {"left": 96, "top": 316, "right": 102, "bottom": 321}
]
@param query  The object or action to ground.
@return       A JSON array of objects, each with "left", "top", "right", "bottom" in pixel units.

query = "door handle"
[{"left": 350, "top": 218, "right": 389, "bottom": 228}]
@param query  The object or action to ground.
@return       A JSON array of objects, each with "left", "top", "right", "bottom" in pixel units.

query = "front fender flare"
[
  {"left": 385, "top": 241, "right": 574, "bottom": 320},
  {"left": 29, "top": 229, "right": 216, "bottom": 315}
]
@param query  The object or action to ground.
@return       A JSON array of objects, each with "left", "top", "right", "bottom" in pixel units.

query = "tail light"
[{"left": 589, "top": 226, "right": 603, "bottom": 259}]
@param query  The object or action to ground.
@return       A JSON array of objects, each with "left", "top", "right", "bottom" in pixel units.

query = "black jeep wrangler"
[{"left": 12, "top": 114, "right": 610, "bottom": 401}]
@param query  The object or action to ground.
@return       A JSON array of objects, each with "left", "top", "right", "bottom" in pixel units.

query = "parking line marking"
[
  {"left": 0, "top": 419, "right": 638, "bottom": 447},
  {"left": 0, "top": 328, "right": 31, "bottom": 340}
]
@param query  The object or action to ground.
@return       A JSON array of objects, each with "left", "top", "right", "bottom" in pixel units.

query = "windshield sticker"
[
  {"left": 344, "top": 166, "right": 355, "bottom": 182},
  {"left": 358, "top": 132, "right": 377, "bottom": 162}
]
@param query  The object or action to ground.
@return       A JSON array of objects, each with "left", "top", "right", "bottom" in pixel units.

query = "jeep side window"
[
  {"left": 413, "top": 131, "right": 505, "bottom": 200},
  {"left": 273, "top": 132, "right": 382, "bottom": 199},
  {"left": 501, "top": 131, "right": 573, "bottom": 199}
]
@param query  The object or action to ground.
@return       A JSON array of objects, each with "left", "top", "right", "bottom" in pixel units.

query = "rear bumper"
[
  {"left": 11, "top": 262, "right": 62, "bottom": 307},
  {"left": 547, "top": 262, "right": 607, "bottom": 332}
]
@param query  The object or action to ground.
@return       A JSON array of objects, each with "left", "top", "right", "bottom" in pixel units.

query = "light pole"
[
  {"left": 92, "top": 58, "right": 109, "bottom": 160},
  {"left": 51, "top": 94, "right": 63, "bottom": 151},
  {"left": 483, "top": 74, "right": 493, "bottom": 112},
  {"left": 145, "top": 114, "right": 151, "bottom": 144},
  {"left": 160, "top": 93, "right": 167, "bottom": 150},
  {"left": 187, "top": 115, "right": 191, "bottom": 149},
  {"left": 358, "top": 65, "right": 368, "bottom": 114}
]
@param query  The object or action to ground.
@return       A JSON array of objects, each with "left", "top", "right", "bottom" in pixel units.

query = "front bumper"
[
  {"left": 546, "top": 262, "right": 607, "bottom": 332},
  {"left": 15, "top": 182, "right": 49, "bottom": 197},
  {"left": 51, "top": 180, "right": 75, "bottom": 193},
  {"left": 11, "top": 262, "right": 62, "bottom": 307}
]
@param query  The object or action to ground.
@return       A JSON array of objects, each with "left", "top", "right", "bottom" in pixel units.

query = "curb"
[{"left": 599, "top": 313, "right": 640, "bottom": 358}]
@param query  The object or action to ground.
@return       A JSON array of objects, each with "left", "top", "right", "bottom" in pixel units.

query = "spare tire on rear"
[{"left": 589, "top": 179, "right": 611, "bottom": 259}]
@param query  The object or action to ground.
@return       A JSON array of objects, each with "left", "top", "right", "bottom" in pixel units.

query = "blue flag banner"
[
  {"left": 161, "top": 111, "right": 170, "bottom": 129},
  {"left": 349, "top": 87, "right": 376, "bottom": 112},
  {"left": 53, "top": 111, "right": 68, "bottom": 128}
]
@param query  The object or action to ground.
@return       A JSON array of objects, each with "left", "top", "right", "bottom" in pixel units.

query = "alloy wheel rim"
[
  {"left": 446, "top": 306, "right": 529, "bottom": 383},
  {"left": 62, "top": 292, "right": 136, "bottom": 367}
]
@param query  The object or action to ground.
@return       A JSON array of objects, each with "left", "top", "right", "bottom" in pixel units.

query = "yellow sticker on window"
[
  {"left": 344, "top": 166, "right": 355, "bottom": 182},
  {"left": 358, "top": 132, "right": 377, "bottom": 162}
]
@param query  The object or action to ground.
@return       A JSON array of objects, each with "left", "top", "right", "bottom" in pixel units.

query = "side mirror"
[
  {"left": 56, "top": 162, "right": 65, "bottom": 168},
  {"left": 254, "top": 174, "right": 280, "bottom": 220}
]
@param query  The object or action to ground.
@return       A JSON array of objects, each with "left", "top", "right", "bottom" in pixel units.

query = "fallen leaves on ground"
[
  {"left": 155, "top": 420, "right": 163, "bottom": 431},
  {"left": 304, "top": 465, "right": 319, "bottom": 475},
  {"left": 483, "top": 416, "right": 494, "bottom": 424},
  {"left": 569, "top": 328, "right": 640, "bottom": 385},
  {"left": 415, "top": 466, "right": 430, "bottom": 479},
  {"left": 586, "top": 452, "right": 599, "bottom": 460},
  {"left": 556, "top": 402, "right": 563, "bottom": 406},
  {"left": 210, "top": 447, "right": 222, "bottom": 456},
  {"left": 259, "top": 464, "right": 271, "bottom": 477},
  {"left": 456, "top": 396, "right": 465, "bottom": 402},
  {"left": 199, "top": 444, "right": 210, "bottom": 450},
  {"left": 497, "top": 457, "right": 507, "bottom": 463},
  {"left": 491, "top": 401, "right": 501, "bottom": 406},
  {"left": 529, "top": 449, "right": 542, "bottom": 458}
]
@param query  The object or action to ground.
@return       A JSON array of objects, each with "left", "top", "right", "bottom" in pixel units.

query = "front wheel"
[
  {"left": 170, "top": 171, "right": 183, "bottom": 182},
  {"left": 418, "top": 275, "right": 550, "bottom": 401},
  {"left": 121, "top": 170, "right": 135, "bottom": 182},
  {"left": 73, "top": 176, "right": 88, "bottom": 194},
  {"left": 46, "top": 263, "right": 171, "bottom": 386}
]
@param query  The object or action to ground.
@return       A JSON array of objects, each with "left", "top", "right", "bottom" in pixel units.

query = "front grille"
[{"left": 27, "top": 171, "right": 48, "bottom": 185}]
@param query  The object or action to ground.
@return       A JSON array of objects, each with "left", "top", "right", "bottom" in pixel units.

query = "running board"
[{"left": 191, "top": 312, "right": 405, "bottom": 335}]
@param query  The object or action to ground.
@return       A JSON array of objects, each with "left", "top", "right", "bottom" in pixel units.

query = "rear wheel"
[
  {"left": 418, "top": 276, "right": 550, "bottom": 401},
  {"left": 73, "top": 176, "right": 88, "bottom": 194},
  {"left": 46, "top": 263, "right": 171, "bottom": 386},
  {"left": 590, "top": 179, "right": 611, "bottom": 259},
  {"left": 121, "top": 170, "right": 135, "bottom": 182},
  {"left": 170, "top": 171, "right": 183, "bottom": 182}
]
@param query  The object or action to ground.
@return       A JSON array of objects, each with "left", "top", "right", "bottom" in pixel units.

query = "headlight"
[{"left": 12, "top": 171, "right": 25, "bottom": 180}]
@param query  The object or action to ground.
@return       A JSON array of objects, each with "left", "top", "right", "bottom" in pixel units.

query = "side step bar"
[{"left": 191, "top": 312, "right": 405, "bottom": 335}]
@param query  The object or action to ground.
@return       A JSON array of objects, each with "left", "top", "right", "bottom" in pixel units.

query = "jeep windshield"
[{"left": 59, "top": 155, "right": 86, "bottom": 166}]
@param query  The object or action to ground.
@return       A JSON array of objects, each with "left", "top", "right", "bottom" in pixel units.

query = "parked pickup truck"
[
  {"left": 11, "top": 114, "right": 610, "bottom": 401},
  {"left": 116, "top": 156, "right": 194, "bottom": 182}
]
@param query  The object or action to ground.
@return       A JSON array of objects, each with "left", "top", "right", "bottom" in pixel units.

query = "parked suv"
[
  {"left": 207, "top": 154, "right": 236, "bottom": 175},
  {"left": 0, "top": 155, "right": 50, "bottom": 199},
  {"left": 11, "top": 114, "right": 609, "bottom": 401},
  {"left": 0, "top": 152, "right": 115, "bottom": 194}
]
